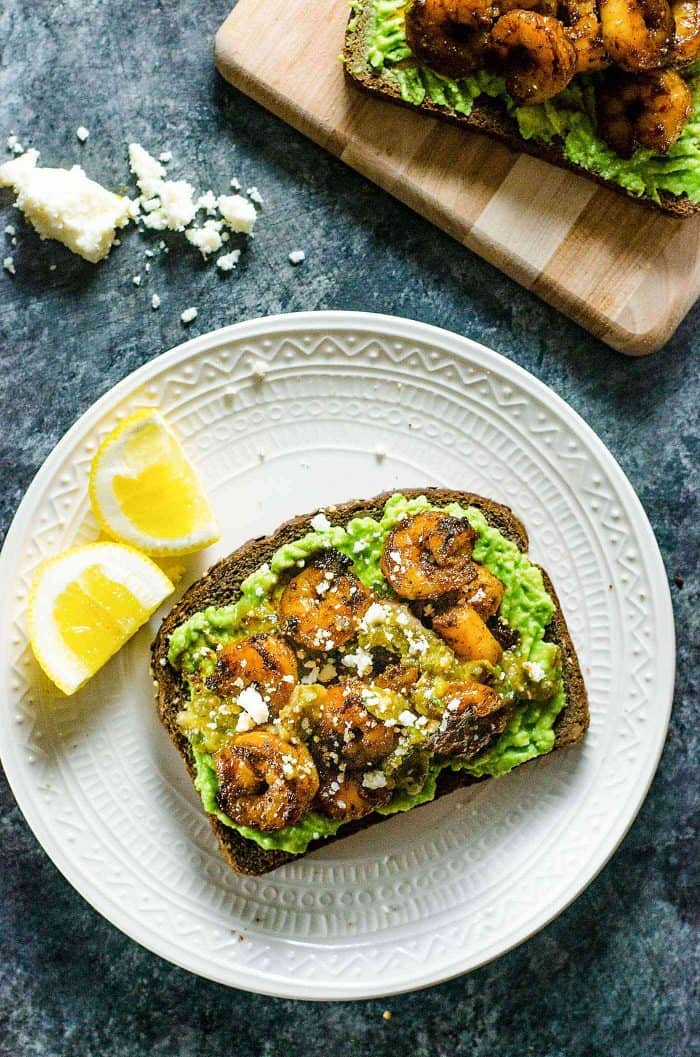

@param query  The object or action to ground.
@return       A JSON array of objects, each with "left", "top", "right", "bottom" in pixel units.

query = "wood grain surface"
[{"left": 214, "top": 0, "right": 700, "bottom": 354}]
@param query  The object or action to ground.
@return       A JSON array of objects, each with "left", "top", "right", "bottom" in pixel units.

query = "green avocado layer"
[
  {"left": 169, "top": 493, "right": 566, "bottom": 855},
  {"left": 357, "top": 0, "right": 700, "bottom": 204}
]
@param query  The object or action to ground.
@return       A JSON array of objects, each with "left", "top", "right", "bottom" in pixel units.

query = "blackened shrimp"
[
  {"left": 315, "top": 771, "right": 392, "bottom": 821},
  {"left": 462, "top": 562, "right": 505, "bottom": 620},
  {"left": 669, "top": 0, "right": 700, "bottom": 63},
  {"left": 278, "top": 550, "right": 372, "bottom": 651},
  {"left": 490, "top": 10, "right": 578, "bottom": 104},
  {"left": 596, "top": 67, "right": 692, "bottom": 154},
  {"left": 431, "top": 598, "right": 503, "bottom": 663},
  {"left": 599, "top": 0, "right": 674, "bottom": 69},
  {"left": 431, "top": 680, "right": 511, "bottom": 758},
  {"left": 381, "top": 511, "right": 477, "bottom": 599},
  {"left": 214, "top": 730, "right": 319, "bottom": 831},
  {"left": 558, "top": 0, "right": 610, "bottom": 71},
  {"left": 309, "top": 682, "right": 400, "bottom": 769},
  {"left": 404, "top": 0, "right": 496, "bottom": 77},
  {"left": 206, "top": 634, "right": 298, "bottom": 716}
]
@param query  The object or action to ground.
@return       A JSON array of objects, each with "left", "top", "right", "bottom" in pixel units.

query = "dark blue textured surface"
[{"left": 1, "top": 2, "right": 697, "bottom": 1054}]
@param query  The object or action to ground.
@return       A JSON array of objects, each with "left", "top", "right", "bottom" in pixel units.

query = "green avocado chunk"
[
  {"left": 169, "top": 493, "right": 567, "bottom": 855},
  {"left": 362, "top": 0, "right": 700, "bottom": 204}
]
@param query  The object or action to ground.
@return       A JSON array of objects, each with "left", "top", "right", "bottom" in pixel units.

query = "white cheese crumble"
[
  {"left": 341, "top": 647, "right": 374, "bottom": 677},
  {"left": 288, "top": 249, "right": 305, "bottom": 264},
  {"left": 362, "top": 771, "right": 387, "bottom": 790},
  {"left": 235, "top": 711, "right": 256, "bottom": 733},
  {"left": 132, "top": 274, "right": 141, "bottom": 286},
  {"left": 3, "top": 255, "right": 16, "bottom": 275},
  {"left": 247, "top": 186, "right": 263, "bottom": 205},
  {"left": 158, "top": 150, "right": 172, "bottom": 163},
  {"left": 523, "top": 661, "right": 546, "bottom": 683},
  {"left": 310, "top": 512, "right": 332, "bottom": 532},
  {"left": 216, "top": 248, "right": 241, "bottom": 272},
  {"left": 237, "top": 685, "right": 269, "bottom": 725},
  {"left": 7, "top": 134, "right": 24, "bottom": 155},
  {"left": 151, "top": 293, "right": 161, "bottom": 310},
  {"left": 361, "top": 602, "right": 388, "bottom": 628},
  {"left": 217, "top": 193, "right": 257, "bottom": 234},
  {"left": 250, "top": 359, "right": 269, "bottom": 382},
  {"left": 0, "top": 150, "right": 134, "bottom": 262},
  {"left": 185, "top": 218, "right": 223, "bottom": 256},
  {"left": 230, "top": 176, "right": 241, "bottom": 190},
  {"left": 129, "top": 143, "right": 197, "bottom": 231},
  {"left": 76, "top": 126, "right": 90, "bottom": 143},
  {"left": 196, "top": 189, "right": 218, "bottom": 214},
  {"left": 180, "top": 306, "right": 198, "bottom": 324},
  {"left": 4, "top": 224, "right": 16, "bottom": 236},
  {"left": 398, "top": 710, "right": 417, "bottom": 727}
]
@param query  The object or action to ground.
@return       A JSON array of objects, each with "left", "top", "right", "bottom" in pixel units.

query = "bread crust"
[
  {"left": 151, "top": 489, "right": 589, "bottom": 876},
  {"left": 343, "top": 1, "right": 699, "bottom": 219}
]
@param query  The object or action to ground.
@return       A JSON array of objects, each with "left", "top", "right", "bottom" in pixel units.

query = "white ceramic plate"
[{"left": 0, "top": 312, "right": 674, "bottom": 1000}]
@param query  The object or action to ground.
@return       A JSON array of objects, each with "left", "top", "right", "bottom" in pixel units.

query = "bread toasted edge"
[
  {"left": 342, "top": 0, "right": 700, "bottom": 220},
  {"left": 151, "top": 488, "right": 589, "bottom": 876}
]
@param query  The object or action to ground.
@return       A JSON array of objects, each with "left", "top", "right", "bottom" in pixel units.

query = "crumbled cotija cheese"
[
  {"left": 0, "top": 150, "right": 134, "bottom": 262},
  {"left": 217, "top": 193, "right": 257, "bottom": 234},
  {"left": 129, "top": 142, "right": 197, "bottom": 231},
  {"left": 185, "top": 219, "right": 224, "bottom": 257},
  {"left": 216, "top": 248, "right": 241, "bottom": 272}
]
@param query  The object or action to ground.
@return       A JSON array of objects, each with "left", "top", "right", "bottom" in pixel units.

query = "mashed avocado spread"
[
  {"left": 352, "top": 0, "right": 700, "bottom": 204},
  {"left": 168, "top": 494, "right": 566, "bottom": 855}
]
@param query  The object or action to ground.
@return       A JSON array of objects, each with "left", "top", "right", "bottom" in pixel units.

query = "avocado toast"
[
  {"left": 343, "top": 0, "right": 700, "bottom": 217},
  {"left": 152, "top": 489, "right": 588, "bottom": 877}
]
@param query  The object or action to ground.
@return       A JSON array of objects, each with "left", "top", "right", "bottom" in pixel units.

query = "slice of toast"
[
  {"left": 343, "top": 0, "right": 700, "bottom": 219},
  {"left": 151, "top": 489, "right": 589, "bottom": 876}
]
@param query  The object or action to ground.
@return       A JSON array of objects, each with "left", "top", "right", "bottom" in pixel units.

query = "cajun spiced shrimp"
[
  {"left": 214, "top": 730, "right": 319, "bottom": 831},
  {"left": 596, "top": 67, "right": 692, "bottom": 154},
  {"left": 558, "top": 0, "right": 610, "bottom": 71},
  {"left": 206, "top": 634, "right": 298, "bottom": 716},
  {"left": 431, "top": 680, "right": 511, "bottom": 759},
  {"left": 278, "top": 550, "right": 372, "bottom": 651},
  {"left": 307, "top": 682, "right": 400, "bottom": 770},
  {"left": 315, "top": 771, "right": 392, "bottom": 821},
  {"left": 669, "top": 0, "right": 700, "bottom": 63},
  {"left": 381, "top": 511, "right": 477, "bottom": 599},
  {"left": 490, "top": 10, "right": 578, "bottom": 103},
  {"left": 404, "top": 0, "right": 496, "bottom": 77},
  {"left": 599, "top": 0, "right": 674, "bottom": 69}
]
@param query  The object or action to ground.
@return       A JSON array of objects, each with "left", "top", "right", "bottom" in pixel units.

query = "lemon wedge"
[
  {"left": 89, "top": 409, "right": 219, "bottom": 556},
  {"left": 28, "top": 542, "right": 174, "bottom": 695}
]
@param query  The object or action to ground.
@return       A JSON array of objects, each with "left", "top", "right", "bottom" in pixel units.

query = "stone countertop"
[{"left": 0, "top": 2, "right": 696, "bottom": 1055}]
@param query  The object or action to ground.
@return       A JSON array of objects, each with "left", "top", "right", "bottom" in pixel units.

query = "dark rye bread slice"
[
  {"left": 151, "top": 489, "right": 588, "bottom": 876},
  {"left": 343, "top": 0, "right": 700, "bottom": 219}
]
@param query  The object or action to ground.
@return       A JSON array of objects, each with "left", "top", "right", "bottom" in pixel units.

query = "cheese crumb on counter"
[
  {"left": 7, "top": 134, "right": 24, "bottom": 155},
  {"left": 158, "top": 150, "right": 172, "bottom": 163},
  {"left": 76, "top": 126, "right": 90, "bottom": 143},
  {"left": 180, "top": 306, "right": 198, "bottom": 324},
  {"left": 288, "top": 249, "right": 305, "bottom": 264},
  {"left": 216, "top": 248, "right": 241, "bottom": 272},
  {"left": 3, "top": 255, "right": 16, "bottom": 275},
  {"left": 151, "top": 293, "right": 161, "bottom": 310},
  {"left": 185, "top": 219, "right": 224, "bottom": 257},
  {"left": 217, "top": 193, "right": 257, "bottom": 234},
  {"left": 132, "top": 274, "right": 141, "bottom": 286},
  {"left": 247, "top": 186, "right": 263, "bottom": 205},
  {"left": 129, "top": 142, "right": 197, "bottom": 231},
  {"left": 0, "top": 150, "right": 134, "bottom": 263}
]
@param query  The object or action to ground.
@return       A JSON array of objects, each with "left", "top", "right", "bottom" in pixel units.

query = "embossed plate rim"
[{"left": 0, "top": 311, "right": 675, "bottom": 999}]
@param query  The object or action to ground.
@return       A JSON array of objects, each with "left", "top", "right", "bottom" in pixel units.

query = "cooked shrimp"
[
  {"left": 596, "top": 67, "right": 692, "bottom": 154},
  {"left": 599, "top": 0, "right": 674, "bottom": 69},
  {"left": 278, "top": 550, "right": 372, "bottom": 651},
  {"left": 490, "top": 10, "right": 578, "bottom": 104},
  {"left": 431, "top": 680, "right": 510, "bottom": 758},
  {"left": 669, "top": 0, "right": 700, "bottom": 63},
  {"left": 373, "top": 662, "right": 422, "bottom": 695},
  {"left": 559, "top": 0, "right": 610, "bottom": 71},
  {"left": 431, "top": 599, "right": 503, "bottom": 663},
  {"left": 309, "top": 682, "right": 400, "bottom": 769},
  {"left": 405, "top": 0, "right": 495, "bottom": 77},
  {"left": 462, "top": 563, "right": 505, "bottom": 620},
  {"left": 315, "top": 771, "right": 392, "bottom": 820},
  {"left": 381, "top": 512, "right": 476, "bottom": 600},
  {"left": 206, "top": 634, "right": 298, "bottom": 716},
  {"left": 499, "top": 0, "right": 558, "bottom": 14},
  {"left": 214, "top": 730, "right": 319, "bottom": 831}
]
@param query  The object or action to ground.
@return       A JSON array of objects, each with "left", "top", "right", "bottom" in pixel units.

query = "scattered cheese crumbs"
[
  {"left": 132, "top": 274, "right": 141, "bottom": 286},
  {"left": 235, "top": 711, "right": 256, "bottom": 733},
  {"left": 144, "top": 248, "right": 154, "bottom": 257},
  {"left": 4, "top": 224, "right": 16, "bottom": 236},
  {"left": 237, "top": 686, "right": 269, "bottom": 725},
  {"left": 185, "top": 218, "right": 224, "bottom": 256},
  {"left": 250, "top": 359, "right": 269, "bottom": 382},
  {"left": 310, "top": 512, "right": 331, "bottom": 532},
  {"left": 197, "top": 189, "right": 218, "bottom": 214},
  {"left": 7, "top": 134, "right": 24, "bottom": 155},
  {"left": 0, "top": 150, "right": 134, "bottom": 262},
  {"left": 49, "top": 263, "right": 56, "bottom": 271},
  {"left": 151, "top": 293, "right": 161, "bottom": 310},
  {"left": 288, "top": 249, "right": 305, "bottom": 264},
  {"left": 129, "top": 143, "right": 197, "bottom": 231},
  {"left": 3, "top": 255, "right": 16, "bottom": 275},
  {"left": 76, "top": 126, "right": 90, "bottom": 143},
  {"left": 180, "top": 306, "right": 198, "bottom": 324},
  {"left": 398, "top": 709, "right": 417, "bottom": 727},
  {"left": 523, "top": 661, "right": 546, "bottom": 682},
  {"left": 362, "top": 602, "right": 387, "bottom": 628},
  {"left": 362, "top": 771, "right": 387, "bottom": 790},
  {"left": 342, "top": 647, "right": 374, "bottom": 677},
  {"left": 382, "top": 1011, "right": 392, "bottom": 1022},
  {"left": 230, "top": 176, "right": 241, "bottom": 190},
  {"left": 216, "top": 248, "right": 241, "bottom": 272},
  {"left": 375, "top": 445, "right": 386, "bottom": 461},
  {"left": 158, "top": 150, "right": 172, "bottom": 163},
  {"left": 247, "top": 186, "right": 263, "bottom": 205},
  {"left": 218, "top": 193, "right": 257, "bottom": 234}
]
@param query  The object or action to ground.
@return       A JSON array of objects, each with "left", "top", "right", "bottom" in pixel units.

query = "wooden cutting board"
[{"left": 215, "top": 0, "right": 700, "bottom": 354}]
